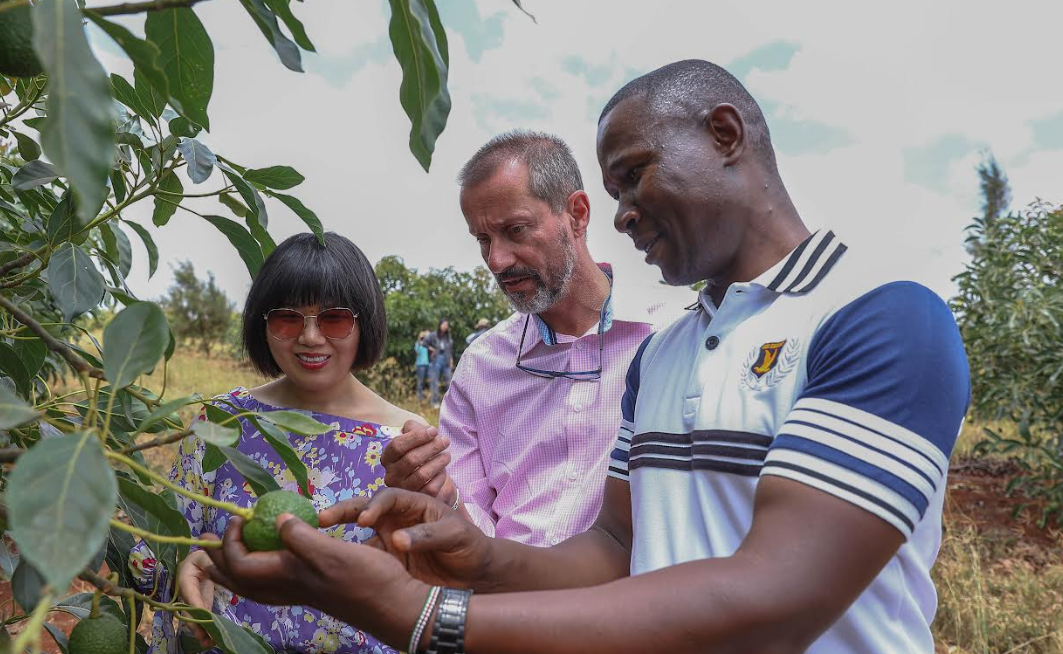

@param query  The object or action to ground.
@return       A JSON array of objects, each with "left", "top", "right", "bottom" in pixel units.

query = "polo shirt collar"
[
  {"left": 697, "top": 229, "right": 847, "bottom": 312},
  {"left": 533, "top": 263, "right": 615, "bottom": 346}
]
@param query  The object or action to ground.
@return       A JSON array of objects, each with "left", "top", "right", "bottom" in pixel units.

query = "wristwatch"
[{"left": 426, "top": 587, "right": 473, "bottom": 654}]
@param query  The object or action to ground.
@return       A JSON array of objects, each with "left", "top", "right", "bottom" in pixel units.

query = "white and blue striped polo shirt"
[{"left": 608, "top": 230, "right": 970, "bottom": 654}]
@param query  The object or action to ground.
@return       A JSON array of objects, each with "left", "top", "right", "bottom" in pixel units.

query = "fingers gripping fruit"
[{"left": 242, "top": 490, "right": 319, "bottom": 551}]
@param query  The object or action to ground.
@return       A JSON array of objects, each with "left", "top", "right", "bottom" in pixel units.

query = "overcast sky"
[{"left": 87, "top": 0, "right": 1063, "bottom": 314}]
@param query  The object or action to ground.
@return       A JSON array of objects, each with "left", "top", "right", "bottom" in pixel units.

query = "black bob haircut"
[{"left": 242, "top": 232, "right": 387, "bottom": 377}]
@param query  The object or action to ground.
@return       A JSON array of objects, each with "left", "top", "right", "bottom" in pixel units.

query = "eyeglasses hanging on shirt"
[{"left": 515, "top": 314, "right": 604, "bottom": 380}]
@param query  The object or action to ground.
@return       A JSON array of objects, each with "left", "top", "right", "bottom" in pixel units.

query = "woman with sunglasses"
[{"left": 130, "top": 232, "right": 424, "bottom": 654}]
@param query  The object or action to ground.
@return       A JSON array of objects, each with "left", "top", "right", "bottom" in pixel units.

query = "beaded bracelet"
[{"left": 407, "top": 585, "right": 442, "bottom": 654}]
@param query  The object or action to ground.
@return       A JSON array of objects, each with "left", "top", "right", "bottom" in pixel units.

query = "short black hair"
[
  {"left": 599, "top": 59, "right": 777, "bottom": 171},
  {"left": 458, "top": 130, "right": 583, "bottom": 214},
  {"left": 242, "top": 232, "right": 387, "bottom": 377}
]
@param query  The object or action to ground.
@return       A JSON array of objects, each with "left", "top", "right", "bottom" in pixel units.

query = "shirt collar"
[
  {"left": 533, "top": 263, "right": 615, "bottom": 347},
  {"left": 697, "top": 229, "right": 847, "bottom": 312}
]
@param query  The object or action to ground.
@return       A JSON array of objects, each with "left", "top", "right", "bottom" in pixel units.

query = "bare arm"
[{"left": 449, "top": 476, "right": 901, "bottom": 654}]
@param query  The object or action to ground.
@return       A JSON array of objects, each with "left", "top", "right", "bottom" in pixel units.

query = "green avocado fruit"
[
  {"left": 243, "top": 489, "right": 319, "bottom": 551},
  {"left": 0, "top": 1, "right": 43, "bottom": 78},
  {"left": 68, "top": 614, "right": 128, "bottom": 654}
]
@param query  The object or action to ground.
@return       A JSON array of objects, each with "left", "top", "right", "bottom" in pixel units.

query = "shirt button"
[
  {"left": 567, "top": 471, "right": 578, "bottom": 482},
  {"left": 551, "top": 536, "right": 561, "bottom": 545},
  {"left": 573, "top": 404, "right": 583, "bottom": 412},
  {"left": 575, "top": 341, "right": 583, "bottom": 350},
  {"left": 706, "top": 335, "right": 720, "bottom": 350}
]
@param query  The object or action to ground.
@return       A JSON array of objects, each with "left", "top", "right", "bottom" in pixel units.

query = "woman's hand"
[{"left": 176, "top": 550, "right": 215, "bottom": 647}]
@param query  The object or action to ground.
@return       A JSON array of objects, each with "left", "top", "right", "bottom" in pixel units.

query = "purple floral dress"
[{"left": 129, "top": 387, "right": 401, "bottom": 654}]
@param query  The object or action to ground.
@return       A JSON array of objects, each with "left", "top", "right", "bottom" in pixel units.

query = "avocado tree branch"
[
  {"left": 0, "top": 251, "right": 36, "bottom": 277},
  {"left": 0, "top": 294, "right": 105, "bottom": 379},
  {"left": 120, "top": 427, "right": 194, "bottom": 455},
  {"left": 82, "top": 0, "right": 211, "bottom": 17}
]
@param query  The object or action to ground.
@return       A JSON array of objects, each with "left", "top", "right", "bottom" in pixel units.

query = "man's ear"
[
  {"left": 565, "top": 190, "right": 592, "bottom": 238},
  {"left": 705, "top": 103, "right": 746, "bottom": 166}
]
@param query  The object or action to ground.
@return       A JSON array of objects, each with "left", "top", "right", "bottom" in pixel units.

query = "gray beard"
[{"left": 499, "top": 233, "right": 577, "bottom": 315}]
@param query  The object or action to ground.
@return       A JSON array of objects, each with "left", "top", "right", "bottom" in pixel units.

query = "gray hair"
[{"left": 458, "top": 130, "right": 584, "bottom": 214}]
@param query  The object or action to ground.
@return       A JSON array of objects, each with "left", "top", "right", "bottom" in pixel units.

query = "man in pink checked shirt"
[{"left": 380, "top": 130, "right": 674, "bottom": 547}]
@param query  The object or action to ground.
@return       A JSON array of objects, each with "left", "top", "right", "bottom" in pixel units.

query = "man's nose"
[
  {"left": 614, "top": 202, "right": 640, "bottom": 234},
  {"left": 486, "top": 242, "right": 516, "bottom": 274}
]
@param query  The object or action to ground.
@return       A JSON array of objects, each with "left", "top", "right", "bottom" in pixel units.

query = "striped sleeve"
[
  {"left": 761, "top": 282, "right": 970, "bottom": 539},
  {"left": 608, "top": 334, "right": 653, "bottom": 481}
]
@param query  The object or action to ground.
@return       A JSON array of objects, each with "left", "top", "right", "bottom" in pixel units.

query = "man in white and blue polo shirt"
[{"left": 206, "top": 59, "right": 971, "bottom": 654}]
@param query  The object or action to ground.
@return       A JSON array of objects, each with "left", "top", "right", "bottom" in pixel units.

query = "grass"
[
  {"left": 933, "top": 515, "right": 1063, "bottom": 653},
  {"left": 60, "top": 345, "right": 1063, "bottom": 653}
]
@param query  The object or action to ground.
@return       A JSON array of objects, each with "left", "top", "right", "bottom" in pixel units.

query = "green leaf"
[
  {"left": 264, "top": 0, "right": 314, "bottom": 51},
  {"left": 152, "top": 170, "right": 183, "bottom": 227},
  {"left": 45, "top": 192, "right": 83, "bottom": 246},
  {"left": 115, "top": 224, "right": 133, "bottom": 278},
  {"left": 201, "top": 215, "right": 263, "bottom": 278},
  {"left": 121, "top": 221, "right": 157, "bottom": 280},
  {"left": 255, "top": 410, "right": 330, "bottom": 435},
  {"left": 110, "top": 73, "right": 153, "bottom": 122},
  {"left": 202, "top": 442, "right": 226, "bottom": 472},
  {"left": 85, "top": 13, "right": 170, "bottom": 109},
  {"left": 168, "top": 116, "right": 200, "bottom": 138},
  {"left": 13, "top": 132, "right": 41, "bottom": 161},
  {"left": 13, "top": 337, "right": 48, "bottom": 382},
  {"left": 176, "top": 138, "right": 216, "bottom": 184},
  {"left": 218, "top": 192, "right": 248, "bottom": 218},
  {"left": 110, "top": 169, "right": 127, "bottom": 203},
  {"left": 192, "top": 419, "right": 241, "bottom": 447},
  {"left": 145, "top": 8, "right": 214, "bottom": 130},
  {"left": 12, "top": 559, "right": 47, "bottom": 612},
  {"left": 238, "top": 0, "right": 302, "bottom": 72},
  {"left": 8, "top": 431, "right": 118, "bottom": 592},
  {"left": 100, "top": 221, "right": 133, "bottom": 279},
  {"left": 217, "top": 445, "right": 280, "bottom": 497},
  {"left": 33, "top": 0, "right": 116, "bottom": 222},
  {"left": 255, "top": 418, "right": 310, "bottom": 497},
  {"left": 103, "top": 302, "right": 170, "bottom": 389},
  {"left": 107, "top": 285, "right": 137, "bottom": 306},
  {"left": 387, "top": 0, "right": 451, "bottom": 172},
  {"left": 116, "top": 477, "right": 190, "bottom": 571},
  {"left": 136, "top": 394, "right": 196, "bottom": 434},
  {"left": 123, "top": 220, "right": 159, "bottom": 278},
  {"left": 219, "top": 165, "right": 267, "bottom": 227},
  {"left": 246, "top": 213, "right": 276, "bottom": 257},
  {"left": 134, "top": 67, "right": 167, "bottom": 119},
  {"left": 218, "top": 166, "right": 274, "bottom": 255},
  {"left": 11, "top": 160, "right": 59, "bottom": 190},
  {"left": 185, "top": 608, "right": 274, "bottom": 654},
  {"left": 54, "top": 592, "right": 125, "bottom": 621},
  {"left": 265, "top": 191, "right": 322, "bottom": 244},
  {"left": 0, "top": 342, "right": 32, "bottom": 395},
  {"left": 0, "top": 384, "right": 41, "bottom": 429},
  {"left": 47, "top": 243, "right": 106, "bottom": 320},
  {"left": 243, "top": 165, "right": 304, "bottom": 190},
  {"left": 22, "top": 116, "right": 47, "bottom": 131}
]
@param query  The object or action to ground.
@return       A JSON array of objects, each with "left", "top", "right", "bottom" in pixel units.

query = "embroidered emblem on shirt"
[{"left": 742, "top": 338, "right": 800, "bottom": 391}]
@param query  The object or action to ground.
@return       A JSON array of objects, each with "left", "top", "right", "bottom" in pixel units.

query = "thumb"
[
  {"left": 393, "top": 519, "right": 467, "bottom": 554},
  {"left": 276, "top": 513, "right": 332, "bottom": 560}
]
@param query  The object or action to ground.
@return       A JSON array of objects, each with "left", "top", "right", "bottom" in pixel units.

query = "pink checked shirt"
[{"left": 440, "top": 265, "right": 685, "bottom": 546}]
